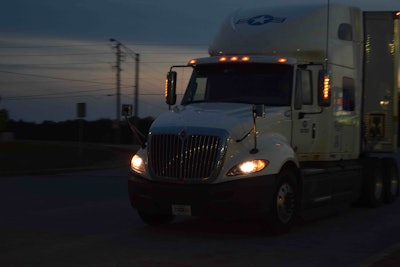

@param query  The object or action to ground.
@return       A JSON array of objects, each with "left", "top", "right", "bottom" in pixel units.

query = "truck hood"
[{"left": 150, "top": 103, "right": 287, "bottom": 141}]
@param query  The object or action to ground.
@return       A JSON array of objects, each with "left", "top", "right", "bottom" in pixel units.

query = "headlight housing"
[
  {"left": 131, "top": 154, "right": 146, "bottom": 174},
  {"left": 227, "top": 159, "right": 268, "bottom": 176}
]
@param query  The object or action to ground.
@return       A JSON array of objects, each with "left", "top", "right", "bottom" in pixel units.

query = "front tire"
[{"left": 269, "top": 168, "right": 298, "bottom": 233}]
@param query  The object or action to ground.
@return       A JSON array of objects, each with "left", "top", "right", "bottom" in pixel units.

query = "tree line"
[{"left": 3, "top": 116, "right": 154, "bottom": 144}]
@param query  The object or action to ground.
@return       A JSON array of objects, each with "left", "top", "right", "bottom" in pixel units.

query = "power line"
[
  {"left": 3, "top": 90, "right": 162, "bottom": 101},
  {"left": 0, "top": 70, "right": 115, "bottom": 85},
  {"left": 0, "top": 44, "right": 108, "bottom": 49},
  {"left": 4, "top": 94, "right": 105, "bottom": 101},
  {"left": 0, "top": 49, "right": 205, "bottom": 58},
  {"left": 0, "top": 52, "right": 112, "bottom": 57},
  {"left": 3, "top": 88, "right": 114, "bottom": 100},
  {"left": 0, "top": 42, "right": 208, "bottom": 50},
  {"left": 1, "top": 61, "right": 111, "bottom": 66}
]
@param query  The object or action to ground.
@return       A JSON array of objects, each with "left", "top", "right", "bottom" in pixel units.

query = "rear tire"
[
  {"left": 382, "top": 157, "right": 399, "bottom": 204},
  {"left": 361, "top": 157, "right": 384, "bottom": 207}
]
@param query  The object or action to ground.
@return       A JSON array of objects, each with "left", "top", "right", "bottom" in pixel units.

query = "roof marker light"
[
  {"left": 219, "top": 56, "right": 227, "bottom": 62},
  {"left": 277, "top": 57, "right": 287, "bottom": 63},
  {"left": 188, "top": 59, "right": 197, "bottom": 65},
  {"left": 230, "top": 56, "right": 239, "bottom": 61},
  {"left": 242, "top": 56, "right": 250, "bottom": 61}
]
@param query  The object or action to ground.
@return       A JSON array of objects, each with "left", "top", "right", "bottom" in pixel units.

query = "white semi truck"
[{"left": 128, "top": 4, "right": 400, "bottom": 232}]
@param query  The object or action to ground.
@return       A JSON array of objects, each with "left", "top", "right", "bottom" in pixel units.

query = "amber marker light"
[
  {"left": 323, "top": 75, "right": 330, "bottom": 100},
  {"left": 242, "top": 56, "right": 250, "bottom": 61},
  {"left": 188, "top": 59, "right": 197, "bottom": 65},
  {"left": 164, "top": 78, "right": 168, "bottom": 97},
  {"left": 277, "top": 57, "right": 287, "bottom": 63},
  {"left": 219, "top": 56, "right": 227, "bottom": 62},
  {"left": 230, "top": 56, "right": 239, "bottom": 61}
]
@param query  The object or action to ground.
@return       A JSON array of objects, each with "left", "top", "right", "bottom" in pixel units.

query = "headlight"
[
  {"left": 131, "top": 154, "right": 146, "bottom": 174},
  {"left": 227, "top": 159, "right": 268, "bottom": 176}
]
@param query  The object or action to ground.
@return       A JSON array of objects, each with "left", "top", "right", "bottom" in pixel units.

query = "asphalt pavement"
[
  {"left": 3, "top": 144, "right": 400, "bottom": 266},
  {"left": 361, "top": 244, "right": 400, "bottom": 266}
]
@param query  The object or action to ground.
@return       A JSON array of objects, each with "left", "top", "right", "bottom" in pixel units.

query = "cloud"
[
  {"left": 2, "top": 0, "right": 398, "bottom": 44},
  {"left": 0, "top": 35, "right": 207, "bottom": 122},
  {"left": 1, "top": 0, "right": 399, "bottom": 122}
]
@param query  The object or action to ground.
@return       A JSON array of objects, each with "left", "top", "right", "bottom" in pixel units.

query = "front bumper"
[{"left": 128, "top": 173, "right": 277, "bottom": 219}]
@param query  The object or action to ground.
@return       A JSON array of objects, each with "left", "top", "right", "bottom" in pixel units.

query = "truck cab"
[{"left": 128, "top": 4, "right": 399, "bottom": 232}]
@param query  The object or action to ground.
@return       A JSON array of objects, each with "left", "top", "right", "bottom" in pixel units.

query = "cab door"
[
  {"left": 291, "top": 68, "right": 316, "bottom": 157},
  {"left": 292, "top": 67, "right": 334, "bottom": 208}
]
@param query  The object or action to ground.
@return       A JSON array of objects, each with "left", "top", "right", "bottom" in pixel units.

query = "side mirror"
[
  {"left": 318, "top": 70, "right": 331, "bottom": 107},
  {"left": 165, "top": 71, "right": 177, "bottom": 105}
]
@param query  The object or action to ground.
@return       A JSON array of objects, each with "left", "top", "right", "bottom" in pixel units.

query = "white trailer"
[{"left": 128, "top": 4, "right": 400, "bottom": 232}]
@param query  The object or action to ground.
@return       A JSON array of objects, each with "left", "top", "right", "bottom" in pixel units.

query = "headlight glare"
[
  {"left": 131, "top": 154, "right": 146, "bottom": 173},
  {"left": 227, "top": 159, "right": 268, "bottom": 176}
]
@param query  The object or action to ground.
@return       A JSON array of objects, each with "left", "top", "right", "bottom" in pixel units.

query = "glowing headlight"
[
  {"left": 131, "top": 154, "right": 146, "bottom": 173},
  {"left": 227, "top": 159, "right": 268, "bottom": 176}
]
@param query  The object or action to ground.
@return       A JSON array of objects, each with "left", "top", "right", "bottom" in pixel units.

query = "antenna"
[{"left": 325, "top": 0, "right": 330, "bottom": 68}]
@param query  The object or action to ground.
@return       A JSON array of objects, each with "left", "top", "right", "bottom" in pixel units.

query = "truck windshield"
[{"left": 181, "top": 63, "right": 293, "bottom": 106}]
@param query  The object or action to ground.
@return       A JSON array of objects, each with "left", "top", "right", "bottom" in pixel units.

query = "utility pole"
[
  {"left": 109, "top": 38, "right": 140, "bottom": 143},
  {"left": 110, "top": 38, "right": 123, "bottom": 143},
  {"left": 134, "top": 53, "right": 140, "bottom": 118},
  {"left": 116, "top": 44, "right": 122, "bottom": 124}
]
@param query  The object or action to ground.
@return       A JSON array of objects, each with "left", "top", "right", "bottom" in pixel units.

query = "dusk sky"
[{"left": 0, "top": 0, "right": 399, "bottom": 122}]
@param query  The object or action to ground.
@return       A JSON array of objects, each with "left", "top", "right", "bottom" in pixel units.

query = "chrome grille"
[{"left": 148, "top": 130, "right": 227, "bottom": 182}]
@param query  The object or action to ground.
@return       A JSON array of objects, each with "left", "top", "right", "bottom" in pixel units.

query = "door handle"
[{"left": 312, "top": 123, "right": 316, "bottom": 139}]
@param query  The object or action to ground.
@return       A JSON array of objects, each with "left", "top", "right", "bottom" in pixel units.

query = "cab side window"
[
  {"left": 301, "top": 70, "right": 313, "bottom": 105},
  {"left": 295, "top": 69, "right": 313, "bottom": 109}
]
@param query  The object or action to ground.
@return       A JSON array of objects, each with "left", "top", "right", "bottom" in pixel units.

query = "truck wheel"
[
  {"left": 362, "top": 158, "right": 384, "bottom": 207},
  {"left": 269, "top": 168, "right": 298, "bottom": 233},
  {"left": 382, "top": 157, "right": 399, "bottom": 203},
  {"left": 137, "top": 210, "right": 175, "bottom": 226}
]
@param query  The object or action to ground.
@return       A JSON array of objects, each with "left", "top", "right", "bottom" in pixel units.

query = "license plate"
[{"left": 172, "top": 205, "right": 192, "bottom": 216}]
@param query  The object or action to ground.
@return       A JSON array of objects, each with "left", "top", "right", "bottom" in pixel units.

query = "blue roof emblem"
[{"left": 236, "top": 15, "right": 286, "bottom": 26}]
